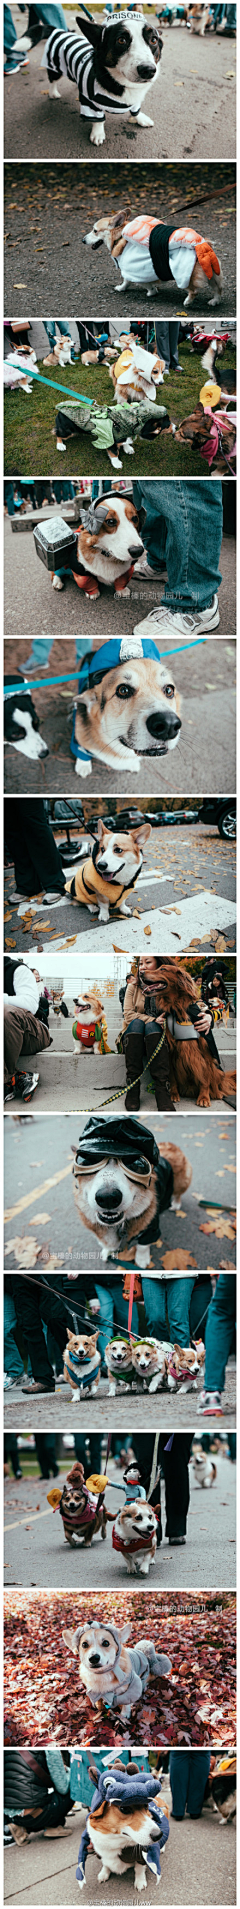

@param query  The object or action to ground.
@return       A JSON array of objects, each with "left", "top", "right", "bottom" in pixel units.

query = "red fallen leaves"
[{"left": 3, "top": 1592, "right": 236, "bottom": 1750}]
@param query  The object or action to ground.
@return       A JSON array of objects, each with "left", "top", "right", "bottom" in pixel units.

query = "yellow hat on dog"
[{"left": 199, "top": 380, "right": 222, "bottom": 410}]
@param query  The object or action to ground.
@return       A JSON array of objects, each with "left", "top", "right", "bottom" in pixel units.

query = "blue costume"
[
  {"left": 76, "top": 1767, "right": 169, "bottom": 1887},
  {"left": 71, "top": 634, "right": 165, "bottom": 765}
]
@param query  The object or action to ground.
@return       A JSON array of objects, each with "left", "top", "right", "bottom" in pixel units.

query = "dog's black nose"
[
  {"left": 89, "top": 1652, "right": 101, "bottom": 1666},
  {"left": 96, "top": 1186, "right": 123, "bottom": 1212},
  {"left": 137, "top": 62, "right": 155, "bottom": 78},
  {"left": 128, "top": 540, "right": 144, "bottom": 558},
  {"left": 150, "top": 1826, "right": 161, "bottom": 1841},
  {"left": 146, "top": 711, "right": 182, "bottom": 739},
  {"left": 98, "top": 859, "right": 108, "bottom": 875}
]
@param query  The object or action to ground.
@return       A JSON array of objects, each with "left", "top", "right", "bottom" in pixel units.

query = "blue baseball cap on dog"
[{"left": 71, "top": 635, "right": 162, "bottom": 763}]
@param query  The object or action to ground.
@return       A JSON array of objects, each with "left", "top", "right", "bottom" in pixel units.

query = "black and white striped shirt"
[{"left": 42, "top": 28, "right": 129, "bottom": 121}]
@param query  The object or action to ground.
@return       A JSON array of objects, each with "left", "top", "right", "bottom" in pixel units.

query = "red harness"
[{"left": 112, "top": 1521, "right": 155, "bottom": 1556}]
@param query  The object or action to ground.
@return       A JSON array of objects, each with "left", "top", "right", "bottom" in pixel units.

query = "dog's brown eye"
[
  {"left": 102, "top": 1639, "right": 110, "bottom": 1649},
  {"left": 116, "top": 684, "right": 133, "bottom": 700},
  {"left": 164, "top": 684, "right": 174, "bottom": 699}
]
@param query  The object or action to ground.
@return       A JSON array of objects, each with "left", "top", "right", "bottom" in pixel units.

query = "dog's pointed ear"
[
  {"left": 62, "top": 1627, "right": 80, "bottom": 1655},
  {"left": 97, "top": 817, "right": 106, "bottom": 842},
  {"left": 76, "top": 689, "right": 97, "bottom": 715},
  {"left": 131, "top": 822, "right": 151, "bottom": 845},
  {"left": 194, "top": 402, "right": 205, "bottom": 419},
  {"left": 76, "top": 14, "right": 102, "bottom": 47},
  {"left": 121, "top": 1624, "right": 131, "bottom": 1643},
  {"left": 90, "top": 1330, "right": 99, "bottom": 1345},
  {"left": 66, "top": 1327, "right": 72, "bottom": 1341},
  {"left": 112, "top": 208, "right": 129, "bottom": 230}
]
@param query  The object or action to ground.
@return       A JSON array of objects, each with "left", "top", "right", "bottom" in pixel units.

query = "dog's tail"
[
  {"left": 217, "top": 1067, "right": 236, "bottom": 1100},
  {"left": 138, "top": 1641, "right": 172, "bottom": 1679}
]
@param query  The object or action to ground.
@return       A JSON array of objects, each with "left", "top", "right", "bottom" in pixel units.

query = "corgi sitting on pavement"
[
  {"left": 192, "top": 1442, "right": 217, "bottom": 1487},
  {"left": 65, "top": 817, "right": 151, "bottom": 919},
  {"left": 76, "top": 1760, "right": 169, "bottom": 1892}
]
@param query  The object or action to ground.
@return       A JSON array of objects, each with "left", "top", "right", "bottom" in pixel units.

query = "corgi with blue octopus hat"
[{"left": 71, "top": 634, "right": 182, "bottom": 776}]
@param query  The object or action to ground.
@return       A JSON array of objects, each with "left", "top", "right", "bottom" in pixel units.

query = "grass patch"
[{"left": 4, "top": 341, "right": 236, "bottom": 478}]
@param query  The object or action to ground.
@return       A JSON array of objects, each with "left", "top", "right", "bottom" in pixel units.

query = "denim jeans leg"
[
  {"left": 112, "top": 1285, "right": 139, "bottom": 1337},
  {"left": 204, "top": 1274, "right": 236, "bottom": 1392},
  {"left": 94, "top": 1285, "right": 114, "bottom": 1367},
  {"left": 132, "top": 480, "right": 223, "bottom": 609},
  {"left": 141, "top": 1278, "right": 167, "bottom": 1335},
  {"left": 4, "top": 1293, "right": 24, "bottom": 1379},
  {"left": 167, "top": 1277, "right": 195, "bottom": 1345}
]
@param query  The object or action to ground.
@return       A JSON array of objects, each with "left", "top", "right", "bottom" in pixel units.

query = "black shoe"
[
  {"left": 16, "top": 1070, "right": 39, "bottom": 1102},
  {"left": 154, "top": 1085, "right": 175, "bottom": 1112},
  {"left": 15, "top": 1470, "right": 22, "bottom": 1480},
  {"left": 21, "top": 1379, "right": 55, "bottom": 1395},
  {"left": 125, "top": 1082, "right": 140, "bottom": 1111}
]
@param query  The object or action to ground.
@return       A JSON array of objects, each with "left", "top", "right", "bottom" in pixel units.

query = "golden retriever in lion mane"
[{"left": 152, "top": 962, "right": 236, "bottom": 1108}]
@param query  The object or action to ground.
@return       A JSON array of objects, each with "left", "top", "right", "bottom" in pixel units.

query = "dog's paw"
[
  {"left": 98, "top": 1868, "right": 110, "bottom": 1883},
  {"left": 135, "top": 1244, "right": 151, "bottom": 1268},
  {"left": 75, "top": 757, "right": 92, "bottom": 778},
  {"left": 109, "top": 454, "right": 123, "bottom": 469},
  {"left": 52, "top": 574, "right": 64, "bottom": 590},
  {"left": 135, "top": 111, "right": 153, "bottom": 126},
  {"left": 119, "top": 902, "right": 131, "bottom": 916},
  {"left": 124, "top": 753, "right": 140, "bottom": 773},
  {"left": 135, "top": 1870, "right": 147, "bottom": 1889},
  {"left": 90, "top": 119, "right": 105, "bottom": 145}
]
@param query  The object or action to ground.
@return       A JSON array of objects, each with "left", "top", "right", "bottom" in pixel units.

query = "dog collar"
[{"left": 112, "top": 1522, "right": 155, "bottom": 1555}]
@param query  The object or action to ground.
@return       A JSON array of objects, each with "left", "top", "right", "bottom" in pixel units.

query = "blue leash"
[
  {"left": 6, "top": 363, "right": 94, "bottom": 405},
  {"left": 4, "top": 639, "right": 205, "bottom": 699}
]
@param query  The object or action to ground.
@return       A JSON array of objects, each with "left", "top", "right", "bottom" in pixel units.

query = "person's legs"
[
  {"left": 169, "top": 323, "right": 180, "bottom": 370},
  {"left": 167, "top": 1277, "right": 195, "bottom": 1345},
  {"left": 141, "top": 1278, "right": 168, "bottom": 1337},
  {"left": 30, "top": 4, "right": 66, "bottom": 29},
  {"left": 122, "top": 1016, "right": 145, "bottom": 1109},
  {"left": 11, "top": 1279, "right": 55, "bottom": 1387},
  {"left": 155, "top": 324, "right": 170, "bottom": 371},
  {"left": 4, "top": 1433, "right": 22, "bottom": 1477},
  {"left": 74, "top": 1435, "right": 88, "bottom": 1468},
  {"left": 4, "top": 1007, "right": 50, "bottom": 1084},
  {"left": 169, "top": 1752, "right": 189, "bottom": 1818},
  {"left": 4, "top": 1291, "right": 24, "bottom": 1380},
  {"left": 22, "top": 1791, "right": 72, "bottom": 1836},
  {"left": 144, "top": 1020, "right": 174, "bottom": 1110},
  {"left": 133, "top": 482, "right": 223, "bottom": 613},
  {"left": 187, "top": 1753, "right": 211, "bottom": 1817},
  {"left": 89, "top": 1436, "right": 102, "bottom": 1471},
  {"left": 5, "top": 799, "right": 66, "bottom": 896},
  {"left": 4, "top": 6, "right": 16, "bottom": 57},
  {"left": 113, "top": 1285, "right": 139, "bottom": 1337},
  {"left": 203, "top": 1274, "right": 236, "bottom": 1393},
  {"left": 159, "top": 1432, "right": 191, "bottom": 1539},
  {"left": 94, "top": 1284, "right": 114, "bottom": 1367}
]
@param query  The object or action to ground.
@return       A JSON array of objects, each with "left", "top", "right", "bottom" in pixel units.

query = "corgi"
[
  {"left": 84, "top": 210, "right": 223, "bottom": 307},
  {"left": 41, "top": 14, "right": 162, "bottom": 147},
  {"left": 71, "top": 637, "right": 182, "bottom": 779},
  {"left": 72, "top": 1117, "right": 191, "bottom": 1267},
  {"left": 166, "top": 1339, "right": 205, "bottom": 1392},
  {"left": 76, "top": 1759, "right": 169, "bottom": 1892},
  {"left": 63, "top": 1328, "right": 101, "bottom": 1400},
  {"left": 72, "top": 993, "right": 104, "bottom": 1053},
  {"left": 65, "top": 817, "right": 151, "bottom": 921},
  {"left": 186, "top": 7, "right": 212, "bottom": 34},
  {"left": 192, "top": 1442, "right": 217, "bottom": 1487},
  {"left": 112, "top": 1500, "right": 159, "bottom": 1573},
  {"left": 109, "top": 338, "right": 165, "bottom": 401},
  {"left": 62, "top": 1618, "right": 172, "bottom": 1716},
  {"left": 52, "top": 489, "right": 145, "bottom": 598}
]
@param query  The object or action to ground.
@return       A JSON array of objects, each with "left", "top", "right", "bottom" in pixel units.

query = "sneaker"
[
  {"left": 133, "top": 595, "right": 220, "bottom": 640},
  {"left": 133, "top": 552, "right": 167, "bottom": 581},
  {"left": 197, "top": 1389, "right": 222, "bottom": 1417},
  {"left": 4, "top": 1373, "right": 22, "bottom": 1390},
  {"left": 23, "top": 659, "right": 50, "bottom": 675},
  {"left": 7, "top": 890, "right": 33, "bottom": 906},
  {"left": 14, "top": 1070, "right": 39, "bottom": 1102},
  {"left": 42, "top": 890, "right": 65, "bottom": 905},
  {"left": 4, "top": 59, "right": 20, "bottom": 73}
]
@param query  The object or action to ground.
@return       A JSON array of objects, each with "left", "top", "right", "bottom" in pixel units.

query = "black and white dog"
[
  {"left": 41, "top": 12, "right": 162, "bottom": 146},
  {"left": 4, "top": 675, "right": 48, "bottom": 762}
]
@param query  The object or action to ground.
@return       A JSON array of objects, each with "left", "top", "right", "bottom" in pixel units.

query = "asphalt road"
[
  {"left": 4, "top": 1451, "right": 236, "bottom": 1590},
  {"left": 4, "top": 822, "right": 236, "bottom": 957},
  {"left": 4, "top": 517, "right": 236, "bottom": 640},
  {"left": 4, "top": 1803, "right": 236, "bottom": 1906},
  {"left": 4, "top": 1110, "right": 236, "bottom": 1270},
  {"left": 4, "top": 1362, "right": 236, "bottom": 1434},
  {"left": 4, "top": 171, "right": 236, "bottom": 315},
  {"left": 4, "top": 11, "right": 236, "bottom": 163},
  {"left": 4, "top": 635, "right": 236, "bottom": 799}
]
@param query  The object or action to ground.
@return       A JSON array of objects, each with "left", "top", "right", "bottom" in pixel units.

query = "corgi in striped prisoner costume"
[{"left": 41, "top": 12, "right": 162, "bottom": 146}]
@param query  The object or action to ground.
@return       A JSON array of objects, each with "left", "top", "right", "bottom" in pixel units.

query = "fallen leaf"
[
  {"left": 161, "top": 1250, "right": 197, "bottom": 1270},
  {"left": 13, "top": 282, "right": 27, "bottom": 289},
  {"left": 5, "top": 938, "right": 16, "bottom": 948},
  {"left": 144, "top": 925, "right": 152, "bottom": 936},
  {"left": 5, "top": 1235, "right": 41, "bottom": 1268},
  {"left": 29, "top": 1213, "right": 51, "bottom": 1226}
]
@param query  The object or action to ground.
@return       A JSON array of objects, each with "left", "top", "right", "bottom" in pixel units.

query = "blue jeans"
[
  {"left": 132, "top": 481, "right": 223, "bottom": 611},
  {"left": 4, "top": 6, "right": 16, "bottom": 57},
  {"left": 4, "top": 1293, "right": 24, "bottom": 1379},
  {"left": 94, "top": 1284, "right": 139, "bottom": 1368},
  {"left": 170, "top": 1753, "right": 211, "bottom": 1819},
  {"left": 204, "top": 1274, "right": 236, "bottom": 1392},
  {"left": 25, "top": 638, "right": 93, "bottom": 668},
  {"left": 31, "top": 4, "right": 66, "bottom": 25},
  {"left": 142, "top": 1276, "right": 195, "bottom": 1346}
]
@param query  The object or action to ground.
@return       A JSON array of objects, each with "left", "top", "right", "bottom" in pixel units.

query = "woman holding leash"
[{"left": 121, "top": 955, "right": 214, "bottom": 1110}]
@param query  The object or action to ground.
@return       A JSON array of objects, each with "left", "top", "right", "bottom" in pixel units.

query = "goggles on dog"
[{"left": 74, "top": 1152, "right": 152, "bottom": 1185}]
